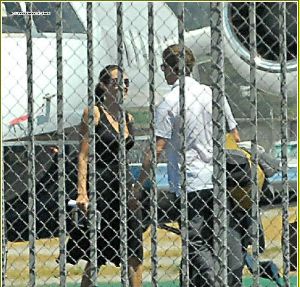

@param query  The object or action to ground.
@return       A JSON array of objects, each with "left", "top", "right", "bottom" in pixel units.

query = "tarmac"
[{"left": 3, "top": 206, "right": 297, "bottom": 286}]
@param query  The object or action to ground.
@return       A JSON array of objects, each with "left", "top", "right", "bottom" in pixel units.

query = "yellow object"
[
  {"left": 225, "top": 133, "right": 240, "bottom": 150},
  {"left": 225, "top": 133, "right": 265, "bottom": 209}
]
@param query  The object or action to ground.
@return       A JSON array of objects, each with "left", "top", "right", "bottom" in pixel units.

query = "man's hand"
[{"left": 231, "top": 128, "right": 241, "bottom": 143}]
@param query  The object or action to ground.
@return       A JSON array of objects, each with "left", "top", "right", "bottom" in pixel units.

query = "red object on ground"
[{"left": 9, "top": 114, "right": 29, "bottom": 125}]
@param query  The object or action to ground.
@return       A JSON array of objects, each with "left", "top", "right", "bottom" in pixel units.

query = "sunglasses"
[
  {"left": 108, "top": 78, "right": 130, "bottom": 88},
  {"left": 160, "top": 64, "right": 166, "bottom": 72}
]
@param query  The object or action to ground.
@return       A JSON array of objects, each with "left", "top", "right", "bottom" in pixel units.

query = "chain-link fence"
[{"left": 2, "top": 2, "right": 297, "bottom": 287}]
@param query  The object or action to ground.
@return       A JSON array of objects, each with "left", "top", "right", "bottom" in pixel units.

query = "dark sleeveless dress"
[{"left": 66, "top": 106, "right": 143, "bottom": 267}]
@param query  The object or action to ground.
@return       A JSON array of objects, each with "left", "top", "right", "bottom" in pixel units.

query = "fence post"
[
  {"left": 86, "top": 2, "right": 98, "bottom": 286},
  {"left": 25, "top": 3, "right": 37, "bottom": 286},
  {"left": 56, "top": 3, "right": 67, "bottom": 286},
  {"left": 148, "top": 3, "right": 158, "bottom": 287},
  {"left": 211, "top": 3, "right": 227, "bottom": 286},
  {"left": 249, "top": 3, "right": 260, "bottom": 286},
  {"left": 177, "top": 3, "right": 189, "bottom": 287},
  {"left": 279, "top": 3, "right": 290, "bottom": 285},
  {"left": 116, "top": 3, "right": 129, "bottom": 286}
]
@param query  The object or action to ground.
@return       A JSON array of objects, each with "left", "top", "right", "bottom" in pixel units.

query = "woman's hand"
[
  {"left": 128, "top": 183, "right": 142, "bottom": 211},
  {"left": 76, "top": 193, "right": 89, "bottom": 214}
]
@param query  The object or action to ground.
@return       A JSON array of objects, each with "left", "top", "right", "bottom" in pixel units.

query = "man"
[{"left": 134, "top": 44, "right": 243, "bottom": 286}]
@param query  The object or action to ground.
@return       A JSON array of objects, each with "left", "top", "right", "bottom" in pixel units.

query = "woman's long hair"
[{"left": 94, "top": 65, "right": 123, "bottom": 106}]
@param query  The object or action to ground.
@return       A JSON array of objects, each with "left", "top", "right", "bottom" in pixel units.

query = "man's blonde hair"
[{"left": 162, "top": 44, "right": 196, "bottom": 75}]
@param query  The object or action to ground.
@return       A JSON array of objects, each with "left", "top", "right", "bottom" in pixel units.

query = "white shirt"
[{"left": 155, "top": 76, "right": 237, "bottom": 196}]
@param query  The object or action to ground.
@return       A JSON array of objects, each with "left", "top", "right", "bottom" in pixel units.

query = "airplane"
[
  {"left": 2, "top": 2, "right": 297, "bottom": 241},
  {"left": 2, "top": 2, "right": 297, "bottom": 141}
]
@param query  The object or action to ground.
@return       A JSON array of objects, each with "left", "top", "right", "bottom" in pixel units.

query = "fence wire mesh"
[{"left": 2, "top": 2, "right": 297, "bottom": 287}]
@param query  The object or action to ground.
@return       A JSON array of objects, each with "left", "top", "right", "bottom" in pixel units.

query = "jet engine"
[{"left": 185, "top": 2, "right": 297, "bottom": 97}]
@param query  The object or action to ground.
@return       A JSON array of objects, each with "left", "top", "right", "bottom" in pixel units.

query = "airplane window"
[
  {"left": 2, "top": 2, "right": 26, "bottom": 33},
  {"left": 166, "top": 2, "right": 210, "bottom": 32},
  {"left": 32, "top": 2, "right": 85, "bottom": 33}
]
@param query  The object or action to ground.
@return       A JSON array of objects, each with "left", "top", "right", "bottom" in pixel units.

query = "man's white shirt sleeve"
[
  {"left": 155, "top": 99, "right": 173, "bottom": 139},
  {"left": 224, "top": 97, "right": 238, "bottom": 131}
]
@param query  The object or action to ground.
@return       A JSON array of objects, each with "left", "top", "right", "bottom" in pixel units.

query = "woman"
[{"left": 66, "top": 65, "right": 142, "bottom": 287}]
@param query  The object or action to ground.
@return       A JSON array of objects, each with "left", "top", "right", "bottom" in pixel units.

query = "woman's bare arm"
[{"left": 76, "top": 106, "right": 100, "bottom": 212}]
